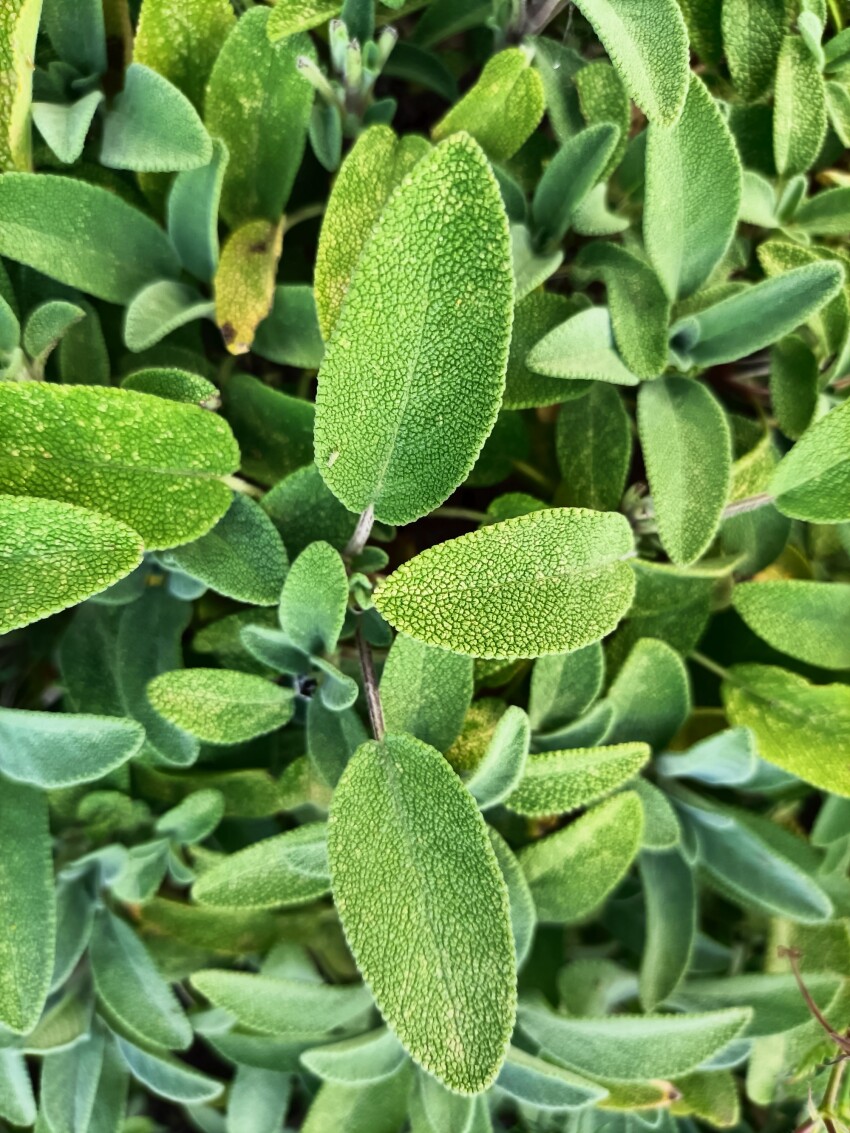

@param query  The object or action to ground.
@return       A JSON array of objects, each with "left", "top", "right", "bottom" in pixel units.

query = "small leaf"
[
  {"left": 466, "top": 705, "right": 530, "bottom": 809},
  {"left": 722, "top": 0, "right": 786, "bottom": 101},
  {"left": 314, "top": 125, "right": 430, "bottom": 339},
  {"left": 307, "top": 699, "right": 367, "bottom": 788},
  {"left": 193, "top": 824, "right": 330, "bottom": 910},
  {"left": 0, "top": 0, "right": 42, "bottom": 170},
  {"left": 204, "top": 8, "right": 315, "bottom": 226},
  {"left": 121, "top": 367, "right": 219, "bottom": 406},
  {"left": 381, "top": 632, "right": 473, "bottom": 754},
  {"left": 278, "top": 541, "right": 349, "bottom": 656},
  {"left": 375, "top": 508, "right": 636, "bottom": 659},
  {"left": 497, "top": 1046, "right": 607, "bottom": 1112},
  {"left": 0, "top": 382, "right": 238, "bottom": 549},
  {"left": 167, "top": 139, "right": 228, "bottom": 283},
  {"left": 503, "top": 291, "right": 583, "bottom": 410},
  {"left": 774, "top": 34, "right": 827, "bottom": 176},
  {"left": 22, "top": 300, "right": 85, "bottom": 368},
  {"left": 530, "top": 124, "right": 620, "bottom": 250},
  {"left": 147, "top": 668, "right": 295, "bottom": 745},
  {"left": 31, "top": 91, "right": 104, "bottom": 166},
  {"left": 328, "top": 733, "right": 516, "bottom": 1093},
  {"left": 215, "top": 218, "right": 283, "bottom": 355},
  {"left": 489, "top": 829, "right": 536, "bottom": 970},
  {"left": 511, "top": 223, "right": 563, "bottom": 303},
  {"left": 0, "top": 496, "right": 143, "bottom": 635},
  {"left": 222, "top": 372, "right": 314, "bottom": 486},
  {"left": 135, "top": 0, "right": 235, "bottom": 111},
  {"left": 506, "top": 743, "right": 649, "bottom": 818},
  {"left": 519, "top": 791, "right": 644, "bottom": 923},
  {"left": 115, "top": 1037, "right": 222, "bottom": 1104},
  {"left": 733, "top": 579, "right": 850, "bottom": 669},
  {"left": 268, "top": 0, "right": 341, "bottom": 39},
  {"left": 124, "top": 280, "right": 214, "bottom": 352},
  {"left": 607, "top": 638, "right": 691, "bottom": 749},
  {"left": 770, "top": 334, "right": 818, "bottom": 440},
  {"left": 529, "top": 643, "right": 604, "bottom": 733},
  {"left": 0, "top": 174, "right": 180, "bottom": 303},
  {"left": 644, "top": 74, "right": 742, "bottom": 300},
  {"left": 301, "top": 1067, "right": 412, "bottom": 1133},
  {"left": 575, "top": 61, "right": 630, "bottom": 178},
  {"left": 253, "top": 284, "right": 325, "bottom": 370},
  {"left": 656, "top": 727, "right": 758, "bottom": 787},
  {"left": 100, "top": 63, "right": 212, "bottom": 172},
  {"left": 40, "top": 1028, "right": 107, "bottom": 1133},
  {"left": 314, "top": 134, "right": 513, "bottom": 525},
  {"left": 301, "top": 1028, "right": 407, "bottom": 1087},
  {"left": 0, "top": 781, "right": 55, "bottom": 1034},
  {"left": 165, "top": 492, "right": 288, "bottom": 607},
  {"left": 638, "top": 378, "right": 732, "bottom": 566},
  {"left": 769, "top": 398, "right": 850, "bottom": 522},
  {"left": 517, "top": 1002, "right": 751, "bottom": 1081},
  {"left": 0, "top": 1049, "right": 36, "bottom": 1127},
  {"left": 573, "top": 0, "right": 690, "bottom": 124},
  {"left": 432, "top": 47, "right": 544, "bottom": 161},
  {"left": 155, "top": 789, "right": 223, "bottom": 843},
  {"left": 722, "top": 663, "right": 850, "bottom": 797},
  {"left": 0, "top": 708, "right": 144, "bottom": 787},
  {"left": 90, "top": 908, "right": 192, "bottom": 1051},
  {"left": 638, "top": 849, "right": 696, "bottom": 1010},
  {"left": 555, "top": 383, "right": 632, "bottom": 512},
  {"left": 527, "top": 305, "right": 640, "bottom": 386}
]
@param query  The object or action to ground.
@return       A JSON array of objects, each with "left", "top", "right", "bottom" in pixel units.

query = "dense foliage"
[{"left": 1, "top": 0, "right": 849, "bottom": 1129}]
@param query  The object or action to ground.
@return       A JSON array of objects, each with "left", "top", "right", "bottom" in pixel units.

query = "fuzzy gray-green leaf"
[{"left": 147, "top": 668, "right": 294, "bottom": 745}]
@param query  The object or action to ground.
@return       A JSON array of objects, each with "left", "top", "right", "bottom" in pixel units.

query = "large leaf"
[
  {"left": 0, "top": 383, "right": 238, "bottom": 549},
  {"left": 328, "top": 733, "right": 516, "bottom": 1093},
  {"left": 573, "top": 0, "right": 690, "bottom": 125},
  {"left": 375, "top": 508, "right": 636, "bottom": 659},
  {"left": 314, "top": 126, "right": 430, "bottom": 339},
  {"left": 0, "top": 708, "right": 144, "bottom": 787},
  {"left": 644, "top": 74, "right": 741, "bottom": 299},
  {"left": 381, "top": 632, "right": 473, "bottom": 753},
  {"left": 0, "top": 175, "right": 180, "bottom": 303},
  {"left": 733, "top": 579, "right": 850, "bottom": 670},
  {"left": 638, "top": 377, "right": 731, "bottom": 566},
  {"left": 147, "top": 669, "right": 294, "bottom": 745},
  {"left": 506, "top": 743, "right": 649, "bottom": 818},
  {"left": 519, "top": 791, "right": 644, "bottom": 923},
  {"left": 517, "top": 1003, "right": 751, "bottom": 1081},
  {"left": 204, "top": 8, "right": 314, "bottom": 226},
  {"left": 0, "top": 495, "right": 143, "bottom": 635},
  {"left": 192, "top": 824, "right": 330, "bottom": 909},
  {"left": 722, "top": 664, "right": 850, "bottom": 797},
  {"left": 135, "top": 0, "right": 235, "bottom": 111},
  {"left": 314, "top": 134, "right": 513, "bottom": 525},
  {"left": 0, "top": 0, "right": 42, "bottom": 170},
  {"left": 0, "top": 780, "right": 55, "bottom": 1034},
  {"left": 769, "top": 398, "right": 850, "bottom": 522}
]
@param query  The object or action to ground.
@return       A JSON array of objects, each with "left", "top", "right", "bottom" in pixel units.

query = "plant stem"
[
  {"left": 283, "top": 202, "right": 325, "bottom": 232},
  {"left": 433, "top": 506, "right": 488, "bottom": 523},
  {"left": 513, "top": 459, "right": 555, "bottom": 494},
  {"left": 356, "top": 623, "right": 385, "bottom": 740},
  {"left": 690, "top": 651, "right": 733, "bottom": 682},
  {"left": 224, "top": 475, "right": 263, "bottom": 499},
  {"left": 828, "top": 0, "right": 844, "bottom": 31},
  {"left": 722, "top": 492, "right": 775, "bottom": 519},
  {"left": 345, "top": 505, "right": 375, "bottom": 557}
]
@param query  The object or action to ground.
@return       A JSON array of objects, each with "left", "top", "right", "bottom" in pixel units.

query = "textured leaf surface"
[
  {"left": 135, "top": 0, "right": 235, "bottom": 110},
  {"left": 278, "top": 540, "right": 348, "bottom": 657},
  {"left": 673, "top": 973, "right": 843, "bottom": 1037},
  {"left": 573, "top": 0, "right": 690, "bottom": 124},
  {"left": 0, "top": 781, "right": 54, "bottom": 1034},
  {"left": 222, "top": 373, "right": 314, "bottom": 486},
  {"left": 328, "top": 734, "right": 516, "bottom": 1093},
  {"left": 381, "top": 633, "right": 473, "bottom": 754},
  {"left": 166, "top": 492, "right": 288, "bottom": 606},
  {"left": 314, "top": 126, "right": 430, "bottom": 339},
  {"left": 531, "top": 125, "right": 620, "bottom": 250},
  {"left": 0, "top": 709, "right": 143, "bottom": 787},
  {"left": 0, "top": 383, "right": 238, "bottom": 549},
  {"left": 489, "top": 829, "right": 536, "bottom": 969},
  {"left": 645, "top": 74, "right": 741, "bottom": 299},
  {"left": 529, "top": 643, "right": 604, "bottom": 733},
  {"left": 268, "top": 0, "right": 340, "bottom": 39},
  {"left": 733, "top": 580, "right": 850, "bottom": 669},
  {"left": 639, "top": 849, "right": 695, "bottom": 1010},
  {"left": 638, "top": 377, "right": 732, "bottom": 566},
  {"left": 193, "top": 824, "right": 328, "bottom": 911},
  {"left": 214, "top": 218, "right": 283, "bottom": 355},
  {"left": 123, "top": 281, "right": 213, "bottom": 353},
  {"left": 722, "top": 0, "right": 785, "bottom": 101},
  {"left": 147, "top": 669, "right": 294, "bottom": 745},
  {"left": 556, "top": 383, "right": 631, "bottom": 512},
  {"left": 497, "top": 1047, "right": 606, "bottom": 1111},
  {"left": 375, "top": 508, "right": 635, "bottom": 659},
  {"left": 506, "top": 743, "right": 649, "bottom": 817},
  {"left": 314, "top": 134, "right": 513, "bottom": 525},
  {"left": 527, "top": 306, "right": 640, "bottom": 386},
  {"left": 432, "top": 48, "right": 544, "bottom": 161},
  {"left": 300, "top": 1028, "right": 407, "bottom": 1086},
  {"left": 115, "top": 1038, "right": 222, "bottom": 1104},
  {"left": 520, "top": 791, "right": 644, "bottom": 922},
  {"left": 466, "top": 705, "right": 530, "bottom": 810},
  {"left": 769, "top": 398, "right": 850, "bottom": 522},
  {"left": 774, "top": 35, "right": 826, "bottom": 176},
  {"left": 204, "top": 8, "right": 314, "bottom": 225},
  {"left": 518, "top": 1003, "right": 751, "bottom": 1081},
  {"left": 607, "top": 638, "right": 691, "bottom": 750},
  {"left": 0, "top": 496, "right": 143, "bottom": 635},
  {"left": 502, "top": 291, "right": 580, "bottom": 409},
  {"left": 723, "top": 664, "right": 850, "bottom": 797},
  {"left": 0, "top": 0, "right": 41, "bottom": 170},
  {"left": 0, "top": 174, "right": 180, "bottom": 303}
]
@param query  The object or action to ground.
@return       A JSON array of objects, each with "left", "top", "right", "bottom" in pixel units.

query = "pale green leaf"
[
  {"left": 115, "top": 1037, "right": 222, "bottom": 1104},
  {"left": 555, "top": 383, "right": 632, "bottom": 512},
  {"left": 214, "top": 218, "right": 283, "bottom": 356},
  {"left": 147, "top": 668, "right": 295, "bottom": 745},
  {"left": 656, "top": 727, "right": 758, "bottom": 786},
  {"left": 155, "top": 789, "right": 223, "bottom": 844},
  {"left": 192, "top": 824, "right": 330, "bottom": 909},
  {"left": 300, "top": 1028, "right": 407, "bottom": 1086},
  {"left": 314, "top": 134, "right": 513, "bottom": 525},
  {"left": 135, "top": 0, "right": 235, "bottom": 110},
  {"left": 633, "top": 777, "right": 681, "bottom": 850},
  {"left": 517, "top": 1002, "right": 751, "bottom": 1081},
  {"left": 769, "top": 398, "right": 850, "bottom": 522},
  {"left": 167, "top": 139, "right": 228, "bottom": 283},
  {"left": 497, "top": 1046, "right": 607, "bottom": 1112},
  {"left": 644, "top": 73, "right": 742, "bottom": 299},
  {"left": 573, "top": 0, "right": 690, "bottom": 124},
  {"left": 466, "top": 705, "right": 530, "bottom": 809},
  {"left": 503, "top": 291, "right": 584, "bottom": 410},
  {"left": 165, "top": 493, "right": 288, "bottom": 607},
  {"left": 375, "top": 508, "right": 636, "bottom": 659},
  {"left": 328, "top": 733, "right": 516, "bottom": 1093},
  {"left": 32, "top": 91, "right": 104, "bottom": 165},
  {"left": 22, "top": 300, "right": 84, "bottom": 368},
  {"left": 488, "top": 829, "right": 536, "bottom": 970},
  {"left": 722, "top": 0, "right": 786, "bottom": 101},
  {"left": 0, "top": 1049, "right": 36, "bottom": 1127},
  {"left": 0, "top": 382, "right": 238, "bottom": 549},
  {"left": 511, "top": 224, "right": 563, "bottom": 303},
  {"left": 268, "top": 0, "right": 341, "bottom": 40},
  {"left": 417, "top": 1072, "right": 477, "bottom": 1132},
  {"left": 0, "top": 174, "right": 180, "bottom": 303},
  {"left": 278, "top": 540, "right": 349, "bottom": 656},
  {"left": 204, "top": 8, "right": 314, "bottom": 226},
  {"left": 100, "top": 63, "right": 212, "bottom": 172},
  {"left": 607, "top": 638, "right": 691, "bottom": 749},
  {"left": 529, "top": 643, "right": 604, "bottom": 734},
  {"left": 227, "top": 1066, "right": 292, "bottom": 1133},
  {"left": 381, "top": 632, "right": 473, "bottom": 754},
  {"left": 723, "top": 663, "right": 850, "bottom": 797},
  {"left": 314, "top": 126, "right": 430, "bottom": 339},
  {"left": 530, "top": 124, "right": 621, "bottom": 250},
  {"left": 301, "top": 1066, "right": 412, "bottom": 1133},
  {"left": 40, "top": 1028, "right": 106, "bottom": 1133},
  {"left": 795, "top": 186, "right": 850, "bottom": 235},
  {"left": 638, "top": 377, "right": 732, "bottom": 565},
  {"left": 0, "top": 781, "right": 55, "bottom": 1034},
  {"left": 506, "top": 743, "right": 650, "bottom": 818},
  {"left": 0, "top": 495, "right": 143, "bottom": 636},
  {"left": 124, "top": 281, "right": 214, "bottom": 353},
  {"left": 0, "top": 708, "right": 144, "bottom": 787},
  {"left": 432, "top": 47, "right": 544, "bottom": 161},
  {"left": 672, "top": 973, "right": 843, "bottom": 1037},
  {"left": 0, "top": 0, "right": 42, "bottom": 170},
  {"left": 638, "top": 849, "right": 695, "bottom": 1010},
  {"left": 774, "top": 34, "right": 827, "bottom": 176},
  {"left": 733, "top": 579, "right": 850, "bottom": 669},
  {"left": 527, "top": 306, "right": 640, "bottom": 386},
  {"left": 519, "top": 791, "right": 644, "bottom": 923}
]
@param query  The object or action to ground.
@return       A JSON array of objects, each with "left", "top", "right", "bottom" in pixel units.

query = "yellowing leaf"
[
  {"left": 0, "top": 0, "right": 41, "bottom": 171},
  {"left": 328, "top": 733, "right": 516, "bottom": 1093},
  {"left": 770, "top": 398, "right": 850, "bottom": 522},
  {"left": 375, "top": 508, "right": 636, "bottom": 659},
  {"left": 214, "top": 219, "right": 283, "bottom": 355}
]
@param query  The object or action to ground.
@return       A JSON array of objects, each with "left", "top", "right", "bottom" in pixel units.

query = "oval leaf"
[
  {"left": 506, "top": 743, "right": 650, "bottom": 818},
  {"left": 769, "top": 398, "right": 850, "bottom": 522},
  {"left": 733, "top": 579, "right": 850, "bottom": 670},
  {"left": 0, "top": 709, "right": 144, "bottom": 787},
  {"left": 147, "top": 668, "right": 295, "bottom": 745}
]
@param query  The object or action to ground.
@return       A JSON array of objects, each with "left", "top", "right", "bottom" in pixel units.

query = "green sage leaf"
[
  {"left": 769, "top": 398, "right": 850, "bottom": 522},
  {"left": 506, "top": 743, "right": 650, "bottom": 818},
  {"left": 193, "top": 824, "right": 330, "bottom": 910},
  {"left": 0, "top": 709, "right": 144, "bottom": 787},
  {"left": 733, "top": 579, "right": 850, "bottom": 669},
  {"left": 147, "top": 669, "right": 295, "bottom": 746},
  {"left": 381, "top": 633, "right": 473, "bottom": 754}
]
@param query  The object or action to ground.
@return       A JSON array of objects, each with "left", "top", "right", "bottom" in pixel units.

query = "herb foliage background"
[{"left": 0, "top": 0, "right": 849, "bottom": 1129}]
